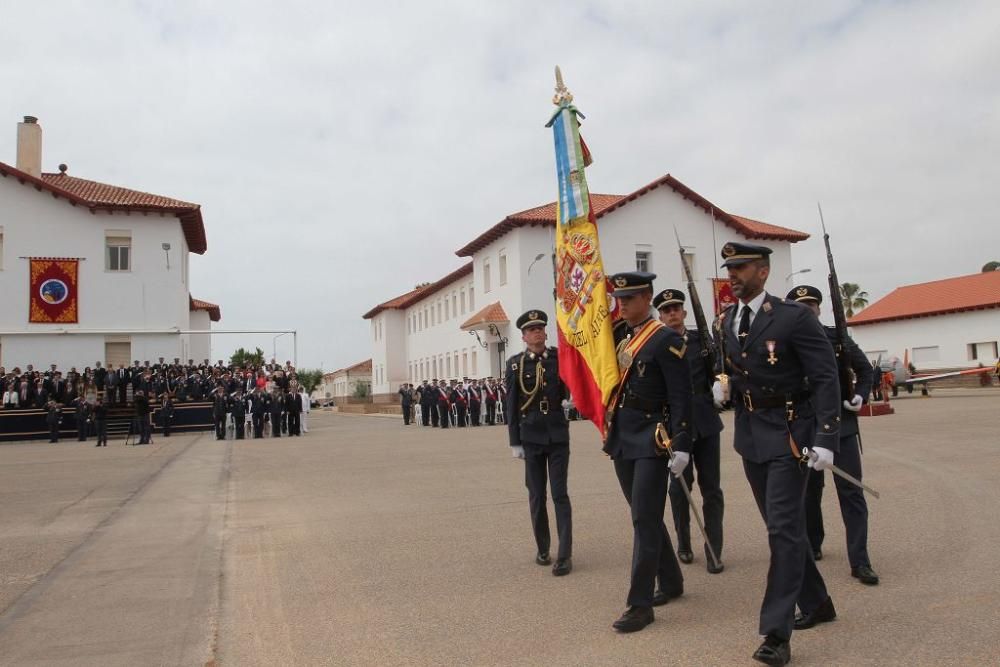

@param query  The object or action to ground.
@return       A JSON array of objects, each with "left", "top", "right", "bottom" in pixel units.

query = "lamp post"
[
  {"left": 272, "top": 332, "right": 290, "bottom": 363},
  {"left": 786, "top": 268, "right": 812, "bottom": 284}
]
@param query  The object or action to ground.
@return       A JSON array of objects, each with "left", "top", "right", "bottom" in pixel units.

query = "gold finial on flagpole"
[{"left": 553, "top": 65, "right": 574, "bottom": 105}]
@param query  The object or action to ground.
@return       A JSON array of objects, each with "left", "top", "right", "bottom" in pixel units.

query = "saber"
[
  {"left": 656, "top": 424, "right": 721, "bottom": 570},
  {"left": 801, "top": 447, "right": 881, "bottom": 499}
]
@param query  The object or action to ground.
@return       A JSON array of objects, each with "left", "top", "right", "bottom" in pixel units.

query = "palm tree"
[
  {"left": 982, "top": 261, "right": 1000, "bottom": 272},
  {"left": 840, "top": 283, "right": 869, "bottom": 318}
]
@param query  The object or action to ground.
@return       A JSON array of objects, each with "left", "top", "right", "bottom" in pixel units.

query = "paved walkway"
[{"left": 1, "top": 390, "right": 998, "bottom": 665}]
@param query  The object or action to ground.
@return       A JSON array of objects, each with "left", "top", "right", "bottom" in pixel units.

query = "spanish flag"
[{"left": 546, "top": 68, "right": 619, "bottom": 437}]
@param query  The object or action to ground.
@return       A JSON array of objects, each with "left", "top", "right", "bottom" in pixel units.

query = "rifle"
[
  {"left": 673, "top": 227, "right": 724, "bottom": 394},
  {"left": 818, "top": 203, "right": 855, "bottom": 401}
]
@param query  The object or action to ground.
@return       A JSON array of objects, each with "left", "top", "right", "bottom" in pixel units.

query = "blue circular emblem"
[{"left": 39, "top": 279, "right": 69, "bottom": 305}]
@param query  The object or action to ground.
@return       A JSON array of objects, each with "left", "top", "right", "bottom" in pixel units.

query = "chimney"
[{"left": 16, "top": 116, "right": 42, "bottom": 178}]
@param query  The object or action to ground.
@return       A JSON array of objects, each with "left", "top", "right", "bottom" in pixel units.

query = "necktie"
[{"left": 738, "top": 305, "right": 752, "bottom": 347}]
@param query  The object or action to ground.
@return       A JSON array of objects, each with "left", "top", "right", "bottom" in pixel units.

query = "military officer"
[
  {"left": 655, "top": 288, "right": 726, "bottom": 573},
  {"left": 212, "top": 387, "right": 228, "bottom": 440},
  {"left": 504, "top": 310, "right": 573, "bottom": 577},
  {"left": 231, "top": 387, "right": 247, "bottom": 440},
  {"left": 428, "top": 380, "right": 440, "bottom": 427},
  {"left": 716, "top": 243, "right": 840, "bottom": 665},
  {"left": 604, "top": 272, "right": 693, "bottom": 633},
  {"left": 437, "top": 380, "right": 451, "bottom": 429},
  {"left": 787, "top": 285, "right": 879, "bottom": 586}
]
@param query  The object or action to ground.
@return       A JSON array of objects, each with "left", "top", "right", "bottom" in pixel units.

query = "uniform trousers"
[
  {"left": 485, "top": 402, "right": 496, "bottom": 425},
  {"left": 438, "top": 403, "right": 449, "bottom": 428},
  {"left": 429, "top": 402, "right": 439, "bottom": 426},
  {"left": 421, "top": 403, "right": 431, "bottom": 426},
  {"left": 270, "top": 413, "right": 282, "bottom": 437},
  {"left": 524, "top": 443, "right": 572, "bottom": 560},
  {"left": 252, "top": 414, "right": 265, "bottom": 438},
  {"left": 743, "top": 454, "right": 829, "bottom": 641},
  {"left": 95, "top": 419, "right": 108, "bottom": 446},
  {"left": 613, "top": 457, "right": 684, "bottom": 608},
  {"left": 402, "top": 403, "right": 411, "bottom": 425},
  {"left": 805, "top": 433, "right": 870, "bottom": 568},
  {"left": 77, "top": 418, "right": 88, "bottom": 441},
  {"left": 214, "top": 415, "right": 227, "bottom": 440},
  {"left": 668, "top": 433, "right": 724, "bottom": 559},
  {"left": 456, "top": 405, "right": 467, "bottom": 427},
  {"left": 470, "top": 403, "right": 481, "bottom": 426},
  {"left": 138, "top": 416, "right": 152, "bottom": 444},
  {"left": 235, "top": 420, "right": 245, "bottom": 439},
  {"left": 288, "top": 412, "right": 301, "bottom": 435}
]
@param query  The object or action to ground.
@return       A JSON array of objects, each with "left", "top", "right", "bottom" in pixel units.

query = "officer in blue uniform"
[
  {"left": 787, "top": 285, "right": 879, "bottom": 586},
  {"left": 504, "top": 310, "right": 573, "bottom": 577},
  {"left": 604, "top": 272, "right": 693, "bottom": 633},
  {"left": 715, "top": 242, "right": 841, "bottom": 666},
  {"left": 655, "top": 288, "right": 726, "bottom": 574}
]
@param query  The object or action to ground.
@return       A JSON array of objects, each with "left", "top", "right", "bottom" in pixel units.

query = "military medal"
[
  {"left": 766, "top": 340, "right": 778, "bottom": 365},
  {"left": 637, "top": 360, "right": 646, "bottom": 378},
  {"left": 617, "top": 349, "right": 633, "bottom": 372}
]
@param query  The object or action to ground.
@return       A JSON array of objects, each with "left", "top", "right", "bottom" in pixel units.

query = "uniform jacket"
[
  {"left": 605, "top": 320, "right": 693, "bottom": 460},
  {"left": 720, "top": 293, "right": 841, "bottom": 463},
  {"left": 680, "top": 329, "right": 724, "bottom": 440},
  {"left": 819, "top": 327, "right": 874, "bottom": 439},
  {"left": 504, "top": 347, "right": 569, "bottom": 447}
]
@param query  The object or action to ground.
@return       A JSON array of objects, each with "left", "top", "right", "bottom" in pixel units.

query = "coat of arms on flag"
[{"left": 29, "top": 258, "right": 79, "bottom": 323}]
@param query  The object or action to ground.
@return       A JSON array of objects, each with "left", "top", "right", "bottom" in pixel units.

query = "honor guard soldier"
[
  {"left": 655, "top": 288, "right": 726, "bottom": 573},
  {"left": 717, "top": 243, "right": 840, "bottom": 665},
  {"left": 504, "top": 310, "right": 573, "bottom": 577},
  {"left": 212, "top": 387, "right": 229, "bottom": 440},
  {"left": 788, "top": 285, "right": 879, "bottom": 586},
  {"left": 604, "top": 272, "right": 693, "bottom": 633},
  {"left": 231, "top": 388, "right": 247, "bottom": 440}
]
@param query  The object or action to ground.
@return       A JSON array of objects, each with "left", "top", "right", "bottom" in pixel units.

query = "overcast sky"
[{"left": 2, "top": 1, "right": 997, "bottom": 370}]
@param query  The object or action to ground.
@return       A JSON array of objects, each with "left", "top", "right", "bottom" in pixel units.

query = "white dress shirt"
[{"left": 733, "top": 291, "right": 769, "bottom": 337}]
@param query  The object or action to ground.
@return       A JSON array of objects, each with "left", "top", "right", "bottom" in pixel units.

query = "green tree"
[
  {"left": 352, "top": 382, "right": 371, "bottom": 398},
  {"left": 230, "top": 347, "right": 264, "bottom": 368},
  {"left": 296, "top": 368, "right": 325, "bottom": 394},
  {"left": 839, "top": 283, "right": 869, "bottom": 318},
  {"left": 982, "top": 261, "right": 1000, "bottom": 272}
]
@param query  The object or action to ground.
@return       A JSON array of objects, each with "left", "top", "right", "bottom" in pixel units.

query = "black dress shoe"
[
  {"left": 852, "top": 565, "right": 880, "bottom": 585},
  {"left": 794, "top": 596, "right": 836, "bottom": 630},
  {"left": 652, "top": 588, "right": 682, "bottom": 606},
  {"left": 812, "top": 548, "right": 823, "bottom": 561},
  {"left": 612, "top": 606, "right": 654, "bottom": 633},
  {"left": 706, "top": 558, "right": 725, "bottom": 574},
  {"left": 752, "top": 635, "right": 790, "bottom": 665},
  {"left": 535, "top": 552, "right": 551, "bottom": 566},
  {"left": 677, "top": 549, "right": 694, "bottom": 564},
  {"left": 552, "top": 558, "right": 572, "bottom": 576}
]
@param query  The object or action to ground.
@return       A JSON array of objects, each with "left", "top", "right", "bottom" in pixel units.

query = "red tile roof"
[
  {"left": 189, "top": 296, "right": 221, "bottom": 322},
  {"left": 325, "top": 359, "right": 372, "bottom": 378},
  {"left": 848, "top": 272, "right": 1000, "bottom": 326},
  {"left": 460, "top": 301, "right": 509, "bottom": 330},
  {"left": 363, "top": 263, "right": 474, "bottom": 319},
  {"left": 454, "top": 174, "right": 808, "bottom": 257},
  {"left": 0, "top": 161, "right": 207, "bottom": 254}
]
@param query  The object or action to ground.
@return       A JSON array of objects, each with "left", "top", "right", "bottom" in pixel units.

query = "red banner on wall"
[
  {"left": 29, "top": 258, "right": 79, "bottom": 323},
  {"left": 712, "top": 278, "right": 735, "bottom": 315}
]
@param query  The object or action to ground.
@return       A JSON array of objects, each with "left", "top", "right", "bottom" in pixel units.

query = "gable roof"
[
  {"left": 189, "top": 295, "right": 221, "bottom": 322},
  {"left": 848, "top": 272, "right": 1000, "bottom": 326},
  {"left": 0, "top": 161, "right": 207, "bottom": 254},
  {"left": 460, "top": 301, "right": 509, "bottom": 330},
  {"left": 454, "top": 173, "right": 808, "bottom": 257},
  {"left": 324, "top": 358, "right": 372, "bottom": 378},
  {"left": 362, "top": 262, "right": 474, "bottom": 319}
]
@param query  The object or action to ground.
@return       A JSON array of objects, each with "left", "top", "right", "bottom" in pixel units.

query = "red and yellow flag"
[
  {"left": 545, "top": 68, "right": 618, "bottom": 436},
  {"left": 29, "top": 258, "right": 79, "bottom": 323}
]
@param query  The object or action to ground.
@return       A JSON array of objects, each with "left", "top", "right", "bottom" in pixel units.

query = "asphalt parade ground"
[{"left": 0, "top": 389, "right": 998, "bottom": 666}]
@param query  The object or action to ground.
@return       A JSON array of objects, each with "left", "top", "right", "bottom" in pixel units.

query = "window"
[
  {"left": 912, "top": 346, "right": 940, "bottom": 364},
  {"left": 462, "top": 351, "right": 468, "bottom": 376},
  {"left": 436, "top": 302, "right": 442, "bottom": 324},
  {"left": 471, "top": 350, "right": 477, "bottom": 376},
  {"left": 460, "top": 290, "right": 466, "bottom": 314},
  {"left": 499, "top": 249, "right": 508, "bottom": 285},
  {"left": 469, "top": 285, "right": 475, "bottom": 310},
  {"left": 452, "top": 293, "right": 458, "bottom": 316},
  {"left": 444, "top": 299, "right": 449, "bottom": 321},
  {"left": 447, "top": 356, "right": 452, "bottom": 377},
  {"left": 0, "top": 226, "right": 5, "bottom": 270},
  {"left": 635, "top": 249, "right": 651, "bottom": 273},
  {"left": 681, "top": 251, "right": 696, "bottom": 281},
  {"left": 106, "top": 233, "right": 131, "bottom": 272},
  {"left": 483, "top": 258, "right": 492, "bottom": 293},
  {"left": 968, "top": 341, "right": 999, "bottom": 361}
]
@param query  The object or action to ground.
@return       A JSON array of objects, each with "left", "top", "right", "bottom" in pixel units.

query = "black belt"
[
  {"left": 521, "top": 397, "right": 553, "bottom": 415},
  {"left": 619, "top": 394, "right": 668, "bottom": 415},
  {"left": 739, "top": 390, "right": 811, "bottom": 411}
]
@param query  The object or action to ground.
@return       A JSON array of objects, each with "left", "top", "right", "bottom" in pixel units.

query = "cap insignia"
[
  {"left": 796, "top": 287, "right": 808, "bottom": 297},
  {"left": 614, "top": 276, "right": 628, "bottom": 287},
  {"left": 722, "top": 243, "right": 736, "bottom": 257}
]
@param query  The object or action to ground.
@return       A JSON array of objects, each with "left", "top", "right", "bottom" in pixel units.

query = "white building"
[
  {"left": 364, "top": 172, "right": 810, "bottom": 395},
  {"left": 848, "top": 271, "right": 1000, "bottom": 370},
  {"left": 0, "top": 116, "right": 220, "bottom": 369},
  {"left": 314, "top": 359, "right": 373, "bottom": 402}
]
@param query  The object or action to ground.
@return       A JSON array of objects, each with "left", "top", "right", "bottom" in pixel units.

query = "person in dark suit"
[
  {"left": 505, "top": 310, "right": 573, "bottom": 577},
  {"left": 398, "top": 384, "right": 414, "bottom": 425},
  {"left": 656, "top": 288, "right": 726, "bottom": 573},
  {"left": 93, "top": 397, "right": 108, "bottom": 446},
  {"left": 94, "top": 362, "right": 107, "bottom": 394},
  {"left": 46, "top": 400, "right": 62, "bottom": 443},
  {"left": 716, "top": 243, "right": 840, "bottom": 665},
  {"left": 436, "top": 381, "right": 450, "bottom": 429},
  {"left": 428, "top": 381, "right": 440, "bottom": 427},
  {"left": 230, "top": 388, "right": 247, "bottom": 440},
  {"left": 250, "top": 387, "right": 269, "bottom": 439},
  {"left": 212, "top": 387, "right": 228, "bottom": 440},
  {"left": 74, "top": 397, "right": 91, "bottom": 442},
  {"left": 603, "top": 272, "right": 693, "bottom": 633},
  {"left": 468, "top": 382, "right": 482, "bottom": 426},
  {"left": 269, "top": 388, "right": 284, "bottom": 438},
  {"left": 484, "top": 379, "right": 498, "bottom": 425},
  {"left": 286, "top": 388, "right": 302, "bottom": 436},
  {"left": 788, "top": 285, "right": 879, "bottom": 586},
  {"left": 133, "top": 390, "right": 152, "bottom": 444},
  {"left": 159, "top": 394, "right": 175, "bottom": 437},
  {"left": 451, "top": 383, "right": 468, "bottom": 427}
]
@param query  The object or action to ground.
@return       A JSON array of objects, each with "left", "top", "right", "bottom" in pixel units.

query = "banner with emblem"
[
  {"left": 545, "top": 68, "right": 619, "bottom": 437},
  {"left": 712, "top": 278, "right": 735, "bottom": 316},
  {"left": 29, "top": 257, "right": 79, "bottom": 323}
]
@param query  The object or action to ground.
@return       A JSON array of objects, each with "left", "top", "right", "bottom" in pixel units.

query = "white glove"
[
  {"left": 711, "top": 381, "right": 725, "bottom": 409},
  {"left": 668, "top": 451, "right": 690, "bottom": 478},
  {"left": 807, "top": 446, "right": 835, "bottom": 471},
  {"left": 511, "top": 445, "right": 525, "bottom": 459},
  {"left": 843, "top": 394, "right": 863, "bottom": 412}
]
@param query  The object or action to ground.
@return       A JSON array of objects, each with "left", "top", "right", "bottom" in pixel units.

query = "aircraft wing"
[{"left": 905, "top": 364, "right": 997, "bottom": 384}]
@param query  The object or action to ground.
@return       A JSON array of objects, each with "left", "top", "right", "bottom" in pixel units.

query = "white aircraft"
[{"left": 874, "top": 352, "right": 999, "bottom": 396}]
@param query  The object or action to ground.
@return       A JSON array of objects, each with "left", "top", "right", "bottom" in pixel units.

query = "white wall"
[
  {"left": 401, "top": 275, "right": 481, "bottom": 387},
  {"left": 187, "top": 310, "right": 212, "bottom": 363},
  {"left": 0, "top": 175, "right": 199, "bottom": 368},
  {"left": 850, "top": 309, "right": 1000, "bottom": 369}
]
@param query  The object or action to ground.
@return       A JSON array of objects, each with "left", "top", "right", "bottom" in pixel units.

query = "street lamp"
[
  {"left": 786, "top": 268, "right": 812, "bottom": 283},
  {"left": 272, "top": 332, "right": 290, "bottom": 362},
  {"left": 526, "top": 253, "right": 546, "bottom": 275}
]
